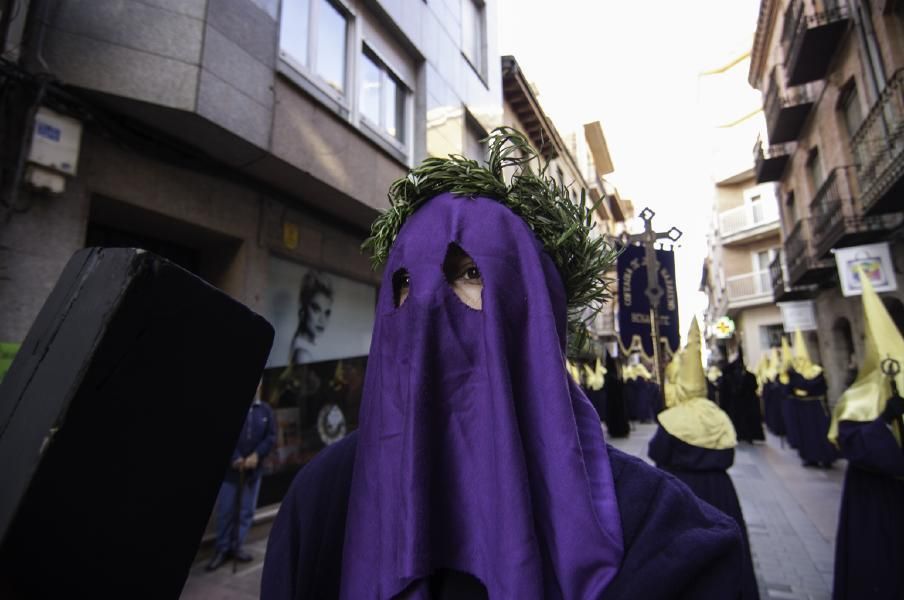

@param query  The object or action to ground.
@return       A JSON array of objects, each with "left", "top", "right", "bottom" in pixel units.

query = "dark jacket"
[{"left": 230, "top": 400, "right": 277, "bottom": 478}]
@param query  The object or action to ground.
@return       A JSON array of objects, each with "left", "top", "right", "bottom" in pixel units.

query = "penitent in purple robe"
[
  {"left": 833, "top": 419, "right": 904, "bottom": 599},
  {"left": 648, "top": 427, "right": 760, "bottom": 600},
  {"left": 762, "top": 380, "right": 785, "bottom": 437},
  {"left": 625, "top": 378, "right": 659, "bottom": 422},
  {"left": 262, "top": 430, "right": 747, "bottom": 600},
  {"left": 260, "top": 193, "right": 744, "bottom": 599},
  {"left": 787, "top": 370, "right": 838, "bottom": 466}
]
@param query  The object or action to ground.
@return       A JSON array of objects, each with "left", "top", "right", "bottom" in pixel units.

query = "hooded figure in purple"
[{"left": 261, "top": 129, "right": 744, "bottom": 599}]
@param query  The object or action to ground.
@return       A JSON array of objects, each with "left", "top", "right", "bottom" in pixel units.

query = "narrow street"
[
  {"left": 609, "top": 424, "right": 845, "bottom": 600},
  {"left": 181, "top": 423, "right": 846, "bottom": 600}
]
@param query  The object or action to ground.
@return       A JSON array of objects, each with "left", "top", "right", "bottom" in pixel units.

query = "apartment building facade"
[
  {"left": 501, "top": 55, "right": 633, "bottom": 346},
  {"left": 699, "top": 42, "right": 786, "bottom": 366},
  {"left": 0, "top": 0, "right": 503, "bottom": 505},
  {"left": 749, "top": 0, "right": 904, "bottom": 403}
]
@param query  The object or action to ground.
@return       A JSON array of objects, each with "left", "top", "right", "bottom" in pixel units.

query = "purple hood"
[{"left": 341, "top": 193, "right": 623, "bottom": 598}]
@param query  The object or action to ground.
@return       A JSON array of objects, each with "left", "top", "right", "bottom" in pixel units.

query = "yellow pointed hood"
[
  {"left": 658, "top": 317, "right": 737, "bottom": 450},
  {"left": 583, "top": 359, "right": 605, "bottom": 391},
  {"left": 779, "top": 336, "right": 793, "bottom": 384},
  {"left": 624, "top": 362, "right": 653, "bottom": 381},
  {"left": 793, "top": 329, "right": 823, "bottom": 379},
  {"left": 829, "top": 271, "right": 904, "bottom": 445},
  {"left": 766, "top": 347, "right": 780, "bottom": 381},
  {"left": 663, "top": 350, "right": 683, "bottom": 408}
]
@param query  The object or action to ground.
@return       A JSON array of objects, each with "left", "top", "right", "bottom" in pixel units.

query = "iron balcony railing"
[
  {"left": 784, "top": 217, "right": 835, "bottom": 285},
  {"left": 754, "top": 136, "right": 795, "bottom": 182},
  {"left": 763, "top": 66, "right": 821, "bottom": 143},
  {"left": 769, "top": 252, "right": 786, "bottom": 298},
  {"left": 810, "top": 166, "right": 858, "bottom": 255},
  {"left": 783, "top": 0, "right": 851, "bottom": 85},
  {"left": 850, "top": 68, "right": 904, "bottom": 213},
  {"left": 811, "top": 165, "right": 904, "bottom": 256}
]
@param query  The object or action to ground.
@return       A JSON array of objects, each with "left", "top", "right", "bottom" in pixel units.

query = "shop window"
[
  {"left": 359, "top": 47, "right": 407, "bottom": 145},
  {"left": 760, "top": 324, "right": 784, "bottom": 350},
  {"left": 280, "top": 0, "right": 349, "bottom": 98},
  {"left": 461, "top": 0, "right": 487, "bottom": 79}
]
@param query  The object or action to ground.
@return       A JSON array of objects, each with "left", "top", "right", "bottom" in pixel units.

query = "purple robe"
[
  {"left": 787, "top": 370, "right": 837, "bottom": 465},
  {"left": 833, "top": 419, "right": 904, "bottom": 599},
  {"left": 260, "top": 193, "right": 744, "bottom": 598},
  {"left": 261, "top": 430, "right": 746, "bottom": 599},
  {"left": 762, "top": 381, "right": 785, "bottom": 437},
  {"left": 719, "top": 360, "right": 764, "bottom": 443}
]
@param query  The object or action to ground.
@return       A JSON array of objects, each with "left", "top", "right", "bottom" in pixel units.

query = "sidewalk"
[
  {"left": 179, "top": 521, "right": 272, "bottom": 600},
  {"left": 181, "top": 423, "right": 846, "bottom": 600},
  {"left": 608, "top": 423, "right": 845, "bottom": 600}
]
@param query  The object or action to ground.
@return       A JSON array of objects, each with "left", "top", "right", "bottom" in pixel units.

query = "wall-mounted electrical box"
[{"left": 28, "top": 107, "right": 82, "bottom": 176}]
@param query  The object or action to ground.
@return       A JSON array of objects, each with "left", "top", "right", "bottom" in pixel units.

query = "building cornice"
[{"left": 749, "top": 0, "right": 777, "bottom": 89}]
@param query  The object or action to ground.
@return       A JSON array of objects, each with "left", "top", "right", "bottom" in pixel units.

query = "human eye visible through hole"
[
  {"left": 393, "top": 268, "right": 410, "bottom": 307},
  {"left": 443, "top": 243, "right": 483, "bottom": 310}
]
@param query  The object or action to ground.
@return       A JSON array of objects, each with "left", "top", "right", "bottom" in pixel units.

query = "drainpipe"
[{"left": 850, "top": 0, "right": 888, "bottom": 103}]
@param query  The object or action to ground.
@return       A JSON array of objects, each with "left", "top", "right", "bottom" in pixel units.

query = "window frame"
[
  {"left": 836, "top": 78, "right": 863, "bottom": 141},
  {"left": 357, "top": 44, "right": 410, "bottom": 154},
  {"left": 278, "top": 0, "right": 354, "bottom": 109},
  {"left": 460, "top": 0, "right": 488, "bottom": 84}
]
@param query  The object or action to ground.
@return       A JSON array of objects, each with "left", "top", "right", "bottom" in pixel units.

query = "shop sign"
[
  {"left": 713, "top": 316, "right": 735, "bottom": 339},
  {"left": 777, "top": 300, "right": 818, "bottom": 332},
  {"left": 833, "top": 242, "right": 898, "bottom": 297}
]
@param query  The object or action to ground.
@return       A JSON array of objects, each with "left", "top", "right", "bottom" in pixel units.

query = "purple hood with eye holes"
[{"left": 340, "top": 193, "right": 624, "bottom": 599}]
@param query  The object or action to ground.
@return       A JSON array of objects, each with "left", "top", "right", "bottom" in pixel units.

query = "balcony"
[
  {"left": 726, "top": 270, "right": 773, "bottom": 309},
  {"left": 810, "top": 165, "right": 903, "bottom": 256},
  {"left": 783, "top": 0, "right": 852, "bottom": 86},
  {"left": 851, "top": 68, "right": 904, "bottom": 214},
  {"left": 785, "top": 219, "right": 834, "bottom": 285},
  {"left": 718, "top": 200, "right": 780, "bottom": 244},
  {"left": 770, "top": 252, "right": 816, "bottom": 301},
  {"left": 754, "top": 137, "right": 794, "bottom": 183},
  {"left": 764, "top": 67, "right": 821, "bottom": 144}
]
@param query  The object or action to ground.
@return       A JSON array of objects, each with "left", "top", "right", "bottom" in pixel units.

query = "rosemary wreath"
[{"left": 362, "top": 127, "right": 618, "bottom": 348}]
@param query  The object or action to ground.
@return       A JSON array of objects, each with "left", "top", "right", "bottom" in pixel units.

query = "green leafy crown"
[{"left": 362, "top": 127, "right": 618, "bottom": 344}]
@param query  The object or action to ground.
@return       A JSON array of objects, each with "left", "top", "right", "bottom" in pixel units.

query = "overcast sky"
[{"left": 498, "top": 0, "right": 762, "bottom": 343}]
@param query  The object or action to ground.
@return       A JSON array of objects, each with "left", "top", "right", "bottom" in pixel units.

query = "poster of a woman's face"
[{"left": 265, "top": 256, "right": 376, "bottom": 368}]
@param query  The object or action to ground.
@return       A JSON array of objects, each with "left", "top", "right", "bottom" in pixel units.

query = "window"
[
  {"left": 806, "top": 148, "right": 824, "bottom": 194},
  {"left": 838, "top": 80, "right": 862, "bottom": 140},
  {"left": 359, "top": 48, "right": 406, "bottom": 143},
  {"left": 749, "top": 194, "right": 763, "bottom": 222},
  {"left": 786, "top": 190, "right": 797, "bottom": 223},
  {"left": 760, "top": 324, "right": 784, "bottom": 349},
  {"left": 280, "top": 0, "right": 349, "bottom": 97},
  {"left": 461, "top": 0, "right": 486, "bottom": 77},
  {"left": 464, "top": 115, "right": 487, "bottom": 161}
]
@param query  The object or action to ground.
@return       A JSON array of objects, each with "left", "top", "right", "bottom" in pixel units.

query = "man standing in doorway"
[{"left": 207, "top": 382, "right": 277, "bottom": 571}]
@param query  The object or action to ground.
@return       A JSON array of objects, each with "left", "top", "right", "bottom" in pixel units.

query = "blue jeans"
[{"left": 214, "top": 472, "right": 262, "bottom": 553}]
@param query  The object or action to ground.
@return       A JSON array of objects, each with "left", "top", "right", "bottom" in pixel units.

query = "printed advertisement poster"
[
  {"left": 257, "top": 256, "right": 376, "bottom": 505},
  {"left": 265, "top": 256, "right": 376, "bottom": 367},
  {"left": 833, "top": 242, "right": 898, "bottom": 297}
]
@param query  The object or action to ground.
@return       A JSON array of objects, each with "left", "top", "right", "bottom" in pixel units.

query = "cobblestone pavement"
[
  {"left": 608, "top": 422, "right": 846, "bottom": 600},
  {"left": 181, "top": 423, "right": 846, "bottom": 599}
]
